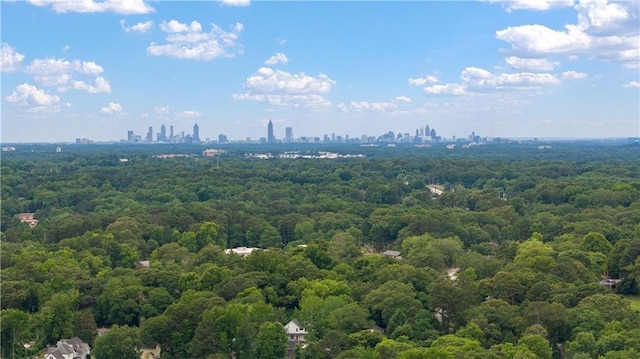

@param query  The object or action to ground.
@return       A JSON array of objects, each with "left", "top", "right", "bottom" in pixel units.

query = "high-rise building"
[
  {"left": 170, "top": 125, "right": 174, "bottom": 140},
  {"left": 159, "top": 124, "right": 167, "bottom": 142},
  {"left": 193, "top": 123, "right": 200, "bottom": 143},
  {"left": 285, "top": 127, "right": 293, "bottom": 143},
  {"left": 146, "top": 126, "right": 153, "bottom": 142},
  {"left": 426, "top": 125, "right": 430, "bottom": 137},
  {"left": 127, "top": 130, "right": 134, "bottom": 142},
  {"left": 267, "top": 120, "right": 274, "bottom": 143}
]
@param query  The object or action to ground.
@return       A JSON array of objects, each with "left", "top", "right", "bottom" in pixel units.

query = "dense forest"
[{"left": 1, "top": 142, "right": 639, "bottom": 359}]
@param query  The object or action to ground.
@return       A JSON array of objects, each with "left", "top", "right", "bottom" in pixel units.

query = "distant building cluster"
[
  {"left": 252, "top": 121, "right": 486, "bottom": 145},
  {"left": 110, "top": 120, "right": 489, "bottom": 145},
  {"left": 126, "top": 123, "right": 201, "bottom": 144},
  {"left": 245, "top": 151, "right": 365, "bottom": 159}
]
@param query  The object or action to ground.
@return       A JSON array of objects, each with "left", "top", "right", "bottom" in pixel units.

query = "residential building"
[
  {"left": 381, "top": 250, "right": 402, "bottom": 259},
  {"left": 285, "top": 319, "right": 307, "bottom": 359},
  {"left": 45, "top": 337, "right": 90, "bottom": 359},
  {"left": 15, "top": 213, "right": 38, "bottom": 228},
  {"left": 140, "top": 344, "right": 161, "bottom": 359},
  {"left": 224, "top": 247, "right": 260, "bottom": 257}
]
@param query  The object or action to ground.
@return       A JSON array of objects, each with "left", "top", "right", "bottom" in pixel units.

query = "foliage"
[{"left": 1, "top": 143, "right": 640, "bottom": 358}]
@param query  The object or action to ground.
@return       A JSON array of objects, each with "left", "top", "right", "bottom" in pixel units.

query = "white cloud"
[
  {"left": 148, "top": 22, "right": 243, "bottom": 61},
  {"left": 496, "top": 24, "right": 591, "bottom": 55},
  {"left": 424, "top": 83, "right": 467, "bottom": 95},
  {"left": 71, "top": 77, "right": 111, "bottom": 93},
  {"left": 561, "top": 70, "right": 588, "bottom": 79},
  {"left": 120, "top": 19, "right": 153, "bottom": 33},
  {"left": 276, "top": 38, "right": 287, "bottom": 45},
  {"left": 152, "top": 106, "right": 204, "bottom": 119},
  {"left": 408, "top": 76, "right": 439, "bottom": 86},
  {"left": 423, "top": 67, "right": 560, "bottom": 96},
  {"left": 100, "top": 102, "right": 123, "bottom": 114},
  {"left": 243, "top": 67, "right": 335, "bottom": 94},
  {"left": 233, "top": 66, "right": 335, "bottom": 109},
  {"left": 505, "top": 56, "right": 558, "bottom": 70},
  {"left": 5, "top": 83, "right": 62, "bottom": 112},
  {"left": 496, "top": 1, "right": 639, "bottom": 68},
  {"left": 175, "top": 110, "right": 203, "bottom": 118},
  {"left": 155, "top": 105, "right": 172, "bottom": 114},
  {"left": 622, "top": 81, "right": 640, "bottom": 88},
  {"left": 338, "top": 101, "right": 397, "bottom": 112},
  {"left": 1, "top": 43, "right": 25, "bottom": 73},
  {"left": 159, "top": 20, "right": 202, "bottom": 33},
  {"left": 337, "top": 95, "right": 413, "bottom": 113},
  {"left": 264, "top": 52, "right": 288, "bottom": 65},
  {"left": 23, "top": 57, "right": 111, "bottom": 93},
  {"left": 27, "top": 0, "right": 154, "bottom": 14},
  {"left": 575, "top": 0, "right": 634, "bottom": 34},
  {"left": 485, "top": 0, "right": 575, "bottom": 12},
  {"left": 395, "top": 95, "right": 412, "bottom": 103},
  {"left": 233, "top": 93, "right": 332, "bottom": 110},
  {"left": 218, "top": 0, "right": 250, "bottom": 6},
  {"left": 462, "top": 66, "right": 560, "bottom": 88}
]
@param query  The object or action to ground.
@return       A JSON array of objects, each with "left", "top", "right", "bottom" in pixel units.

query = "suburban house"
[
  {"left": 224, "top": 247, "right": 260, "bottom": 257},
  {"left": 15, "top": 212, "right": 38, "bottom": 228},
  {"left": 44, "top": 337, "right": 90, "bottom": 359},
  {"left": 381, "top": 250, "right": 402, "bottom": 259},
  {"left": 284, "top": 319, "right": 307, "bottom": 359},
  {"left": 140, "top": 343, "right": 162, "bottom": 359}
]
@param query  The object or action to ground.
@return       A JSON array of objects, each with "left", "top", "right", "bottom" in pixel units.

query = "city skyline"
[
  {"left": 121, "top": 120, "right": 451, "bottom": 144},
  {"left": 1, "top": 0, "right": 639, "bottom": 143}
]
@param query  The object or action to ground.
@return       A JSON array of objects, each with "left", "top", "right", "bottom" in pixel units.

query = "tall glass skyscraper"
[
  {"left": 267, "top": 120, "right": 274, "bottom": 143},
  {"left": 193, "top": 123, "right": 200, "bottom": 143},
  {"left": 285, "top": 127, "right": 293, "bottom": 143}
]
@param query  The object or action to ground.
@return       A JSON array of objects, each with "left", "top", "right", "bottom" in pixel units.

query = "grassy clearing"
[{"left": 625, "top": 296, "right": 640, "bottom": 312}]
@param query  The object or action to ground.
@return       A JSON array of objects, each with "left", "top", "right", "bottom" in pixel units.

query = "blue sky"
[{"left": 1, "top": 0, "right": 638, "bottom": 142}]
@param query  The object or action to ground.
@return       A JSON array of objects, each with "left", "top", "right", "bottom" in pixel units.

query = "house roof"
[
  {"left": 65, "top": 337, "right": 87, "bottom": 347},
  {"left": 381, "top": 250, "right": 401, "bottom": 257},
  {"left": 285, "top": 319, "right": 308, "bottom": 334},
  {"left": 45, "top": 352, "right": 65, "bottom": 359}
]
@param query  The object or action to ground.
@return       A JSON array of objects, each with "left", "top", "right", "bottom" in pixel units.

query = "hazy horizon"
[{"left": 2, "top": 0, "right": 639, "bottom": 143}]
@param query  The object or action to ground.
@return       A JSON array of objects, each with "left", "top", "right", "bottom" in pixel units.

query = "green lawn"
[{"left": 625, "top": 296, "right": 640, "bottom": 312}]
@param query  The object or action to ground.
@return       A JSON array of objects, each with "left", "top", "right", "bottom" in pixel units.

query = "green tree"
[
  {"left": 580, "top": 232, "right": 613, "bottom": 255},
  {"left": 517, "top": 334, "right": 552, "bottom": 359},
  {"left": 1, "top": 309, "right": 30, "bottom": 359},
  {"left": 512, "top": 233, "right": 555, "bottom": 273},
  {"left": 92, "top": 325, "right": 141, "bottom": 359},
  {"left": 38, "top": 290, "right": 79, "bottom": 345},
  {"left": 255, "top": 321, "right": 288, "bottom": 359}
]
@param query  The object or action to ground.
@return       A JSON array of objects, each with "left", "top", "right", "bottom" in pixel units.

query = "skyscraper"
[
  {"left": 193, "top": 123, "right": 200, "bottom": 143},
  {"left": 127, "top": 130, "right": 134, "bottom": 142},
  {"left": 170, "top": 125, "right": 174, "bottom": 140},
  {"left": 267, "top": 120, "right": 274, "bottom": 143},
  {"left": 146, "top": 126, "right": 153, "bottom": 142},
  {"left": 285, "top": 127, "right": 293, "bottom": 143},
  {"left": 159, "top": 124, "right": 167, "bottom": 142}
]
